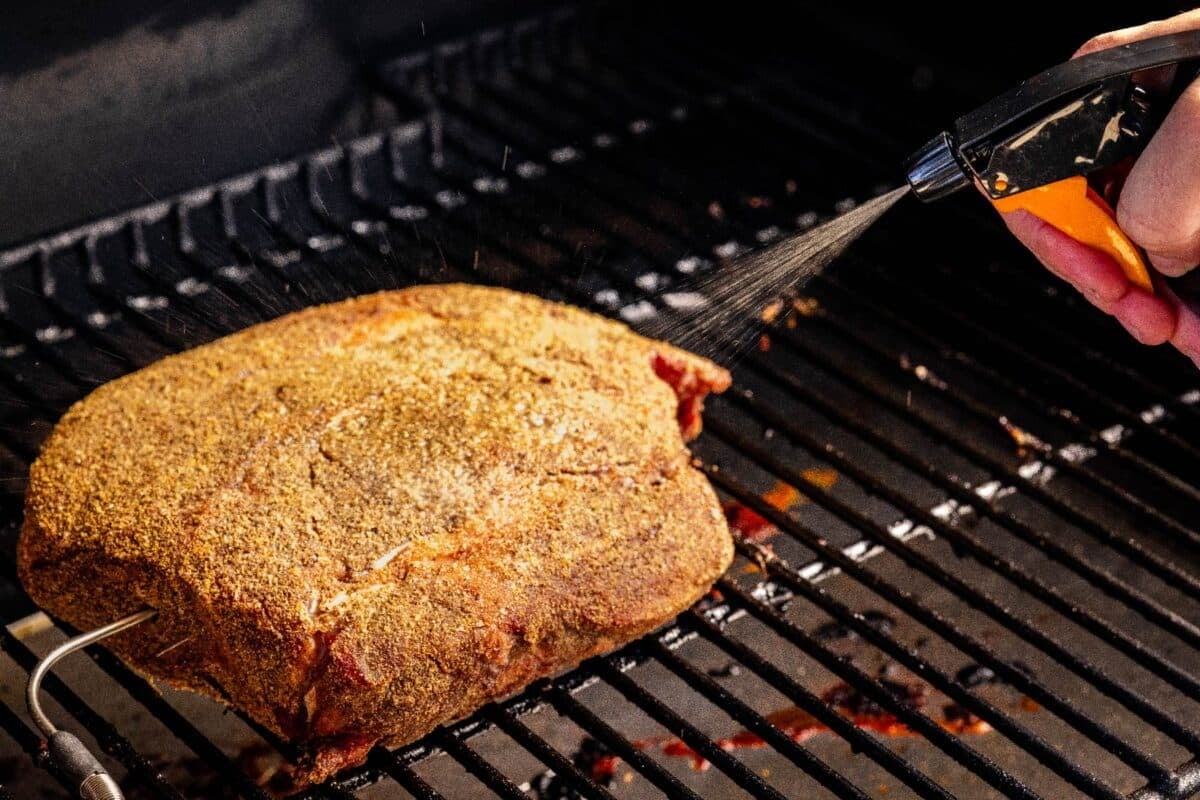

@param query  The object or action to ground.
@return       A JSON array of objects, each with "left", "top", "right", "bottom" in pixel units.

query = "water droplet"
[
  {"left": 549, "top": 146, "right": 580, "bottom": 163},
  {"left": 635, "top": 272, "right": 666, "bottom": 292},
  {"left": 619, "top": 300, "right": 657, "bottom": 324},
  {"left": 515, "top": 161, "right": 546, "bottom": 179},
  {"left": 661, "top": 292, "right": 709, "bottom": 310},
  {"left": 594, "top": 289, "right": 621, "bottom": 308},
  {"left": 796, "top": 211, "right": 819, "bottom": 229}
]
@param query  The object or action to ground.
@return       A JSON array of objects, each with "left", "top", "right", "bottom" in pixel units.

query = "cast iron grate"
[{"left": 0, "top": 6, "right": 1197, "bottom": 799}]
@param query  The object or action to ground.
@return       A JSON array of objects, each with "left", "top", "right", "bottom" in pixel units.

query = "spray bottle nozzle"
[{"left": 904, "top": 131, "right": 970, "bottom": 202}]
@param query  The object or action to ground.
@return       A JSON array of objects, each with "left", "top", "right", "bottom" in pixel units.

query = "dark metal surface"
[
  {"left": 0, "top": 4, "right": 1198, "bottom": 799},
  {"left": 0, "top": 0, "right": 553, "bottom": 248}
]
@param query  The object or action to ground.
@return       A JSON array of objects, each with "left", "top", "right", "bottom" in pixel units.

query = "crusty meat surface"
[{"left": 18, "top": 284, "right": 733, "bottom": 787}]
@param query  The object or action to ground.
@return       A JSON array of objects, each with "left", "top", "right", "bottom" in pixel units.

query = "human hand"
[{"left": 998, "top": 8, "right": 1200, "bottom": 366}]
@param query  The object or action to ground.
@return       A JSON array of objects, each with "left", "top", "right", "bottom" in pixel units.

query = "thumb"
[{"left": 1116, "top": 76, "right": 1200, "bottom": 277}]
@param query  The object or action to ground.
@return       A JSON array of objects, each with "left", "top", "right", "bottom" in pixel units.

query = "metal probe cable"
[{"left": 26, "top": 608, "right": 158, "bottom": 800}]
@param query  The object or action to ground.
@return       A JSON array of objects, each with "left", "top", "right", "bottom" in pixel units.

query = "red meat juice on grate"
[{"left": 641, "top": 681, "right": 996, "bottom": 773}]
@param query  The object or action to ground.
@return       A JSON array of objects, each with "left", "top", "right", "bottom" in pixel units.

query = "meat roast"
[{"left": 18, "top": 284, "right": 733, "bottom": 785}]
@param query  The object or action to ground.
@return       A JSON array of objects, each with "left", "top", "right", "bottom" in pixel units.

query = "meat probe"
[{"left": 26, "top": 608, "right": 158, "bottom": 800}]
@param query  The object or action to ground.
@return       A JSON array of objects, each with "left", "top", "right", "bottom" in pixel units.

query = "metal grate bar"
[
  {"left": 570, "top": 43, "right": 888, "bottom": 208},
  {"left": 680, "top": 609, "right": 957, "bottom": 800},
  {"left": 123, "top": 218, "right": 256, "bottom": 332},
  {"left": 816, "top": 273, "right": 1200, "bottom": 546},
  {"left": 26, "top": 258, "right": 165, "bottom": 376},
  {"left": 435, "top": 731, "right": 529, "bottom": 800},
  {"left": 0, "top": 688, "right": 66, "bottom": 792},
  {"left": 706, "top": 417, "right": 1194, "bottom": 773},
  {"left": 74, "top": 274, "right": 200, "bottom": 361},
  {"left": 1136, "top": 759, "right": 1200, "bottom": 800},
  {"left": 506, "top": 50, "right": 861, "bottom": 209},
  {"left": 647, "top": 639, "right": 874, "bottom": 800},
  {"left": 176, "top": 210, "right": 317, "bottom": 319},
  {"left": 0, "top": 696, "right": 40, "bottom": 761},
  {"left": 384, "top": 761, "right": 446, "bottom": 800},
  {"left": 660, "top": 32, "right": 911, "bottom": 159},
  {"left": 311, "top": 782, "right": 365, "bottom": 800},
  {"left": 589, "top": 38, "right": 892, "bottom": 186},
  {"left": 486, "top": 707, "right": 619, "bottom": 800},
  {"left": 0, "top": 317, "right": 94, "bottom": 398},
  {"left": 546, "top": 684, "right": 706, "bottom": 800},
  {"left": 861, "top": 247, "right": 1200, "bottom": 500},
  {"left": 419, "top": 76, "right": 709, "bottom": 226},
  {"left": 86, "top": 232, "right": 228, "bottom": 350}
]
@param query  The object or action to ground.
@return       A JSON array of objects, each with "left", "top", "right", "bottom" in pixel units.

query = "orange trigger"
[{"left": 991, "top": 175, "right": 1153, "bottom": 292}]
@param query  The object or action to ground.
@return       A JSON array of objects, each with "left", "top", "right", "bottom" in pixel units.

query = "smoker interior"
[{"left": 2, "top": 4, "right": 1199, "bottom": 799}]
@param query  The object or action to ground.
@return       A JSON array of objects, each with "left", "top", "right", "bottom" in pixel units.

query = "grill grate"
[{"left": 1, "top": 5, "right": 1198, "bottom": 799}]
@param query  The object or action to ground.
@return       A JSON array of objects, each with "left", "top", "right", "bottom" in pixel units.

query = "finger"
[
  {"left": 1073, "top": 10, "right": 1200, "bottom": 92},
  {"left": 1001, "top": 209, "right": 1178, "bottom": 342},
  {"left": 1110, "top": 286, "right": 1177, "bottom": 344},
  {"left": 1148, "top": 254, "right": 1198, "bottom": 276},
  {"left": 1163, "top": 287, "right": 1200, "bottom": 367},
  {"left": 1116, "top": 77, "right": 1200, "bottom": 276},
  {"left": 1074, "top": 9, "right": 1200, "bottom": 58},
  {"left": 1000, "top": 210, "right": 1129, "bottom": 309}
]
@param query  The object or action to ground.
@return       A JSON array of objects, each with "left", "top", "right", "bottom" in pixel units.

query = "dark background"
[{"left": 0, "top": 1, "right": 1186, "bottom": 247}]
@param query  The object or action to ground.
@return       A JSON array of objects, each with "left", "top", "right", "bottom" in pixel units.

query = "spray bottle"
[{"left": 905, "top": 30, "right": 1200, "bottom": 303}]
